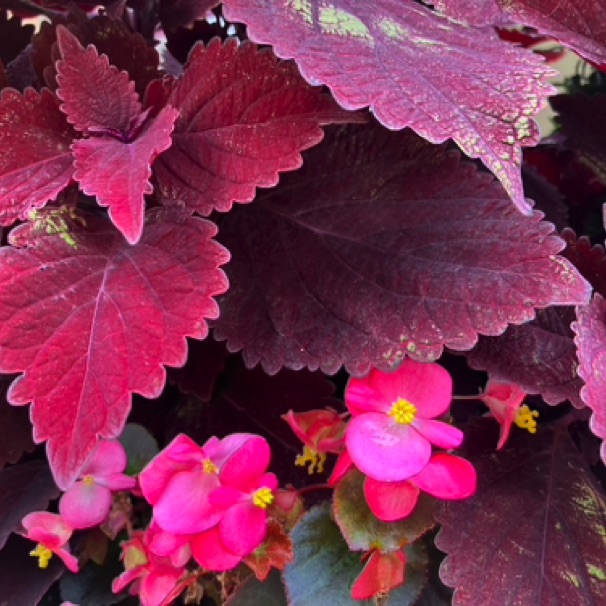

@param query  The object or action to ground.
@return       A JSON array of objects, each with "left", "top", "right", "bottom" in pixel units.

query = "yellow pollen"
[
  {"left": 388, "top": 398, "right": 417, "bottom": 424},
  {"left": 82, "top": 475, "right": 95, "bottom": 486},
  {"left": 203, "top": 459, "right": 218, "bottom": 474},
  {"left": 515, "top": 405, "right": 539, "bottom": 434},
  {"left": 295, "top": 445, "right": 327, "bottom": 474},
  {"left": 124, "top": 545, "right": 148, "bottom": 570},
  {"left": 30, "top": 544, "right": 53, "bottom": 569},
  {"left": 252, "top": 487, "right": 274, "bottom": 509}
]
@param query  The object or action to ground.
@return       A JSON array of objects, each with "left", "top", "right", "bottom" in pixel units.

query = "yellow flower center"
[
  {"left": 295, "top": 445, "right": 327, "bottom": 474},
  {"left": 30, "top": 544, "right": 53, "bottom": 569},
  {"left": 124, "top": 545, "right": 148, "bottom": 571},
  {"left": 252, "top": 487, "right": 274, "bottom": 509},
  {"left": 515, "top": 405, "right": 539, "bottom": 434},
  {"left": 82, "top": 474, "right": 95, "bottom": 486},
  {"left": 388, "top": 398, "right": 417, "bottom": 424},
  {"left": 203, "top": 459, "right": 218, "bottom": 474}
]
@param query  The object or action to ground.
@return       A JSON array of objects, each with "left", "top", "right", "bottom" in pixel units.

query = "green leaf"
[
  {"left": 225, "top": 569, "right": 287, "bottom": 606},
  {"left": 119, "top": 423, "right": 159, "bottom": 476}
]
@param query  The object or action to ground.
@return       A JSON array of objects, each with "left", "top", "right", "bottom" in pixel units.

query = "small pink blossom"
[
  {"left": 20, "top": 511, "right": 78, "bottom": 573},
  {"left": 351, "top": 549, "right": 406, "bottom": 600},
  {"left": 59, "top": 439, "right": 136, "bottom": 529},
  {"left": 345, "top": 360, "right": 462, "bottom": 482}
]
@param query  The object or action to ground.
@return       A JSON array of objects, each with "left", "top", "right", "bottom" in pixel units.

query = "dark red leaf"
[
  {"left": 0, "top": 210, "right": 229, "bottom": 489},
  {"left": 154, "top": 38, "right": 357, "bottom": 215},
  {"left": 160, "top": 0, "right": 221, "bottom": 31},
  {"left": 222, "top": 0, "right": 555, "bottom": 215},
  {"left": 0, "top": 9, "right": 35, "bottom": 66},
  {"left": 0, "top": 381, "right": 35, "bottom": 469},
  {"left": 466, "top": 306, "right": 584, "bottom": 407},
  {"left": 72, "top": 106, "right": 179, "bottom": 244},
  {"left": 435, "top": 0, "right": 606, "bottom": 67},
  {"left": 562, "top": 228, "right": 606, "bottom": 298},
  {"left": 521, "top": 164, "right": 568, "bottom": 231},
  {"left": 0, "top": 460, "right": 60, "bottom": 550},
  {"left": 573, "top": 293, "right": 606, "bottom": 465},
  {"left": 212, "top": 124, "right": 591, "bottom": 376},
  {"left": 0, "top": 88, "right": 75, "bottom": 225},
  {"left": 55, "top": 24, "right": 141, "bottom": 135},
  {"left": 244, "top": 519, "right": 293, "bottom": 581},
  {"left": 436, "top": 419, "right": 606, "bottom": 605},
  {"left": 0, "top": 60, "right": 8, "bottom": 89}
]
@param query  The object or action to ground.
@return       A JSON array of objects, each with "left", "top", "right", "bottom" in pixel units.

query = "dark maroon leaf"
[
  {"left": 0, "top": 59, "right": 8, "bottom": 90},
  {"left": 465, "top": 306, "right": 584, "bottom": 407},
  {"left": 0, "top": 9, "right": 35, "bottom": 66},
  {"left": 154, "top": 38, "right": 357, "bottom": 216},
  {"left": 0, "top": 460, "right": 60, "bottom": 550},
  {"left": 160, "top": 0, "right": 221, "bottom": 31},
  {"left": 0, "top": 534, "right": 65, "bottom": 605},
  {"left": 573, "top": 293, "right": 606, "bottom": 465},
  {"left": 0, "top": 381, "right": 35, "bottom": 469},
  {"left": 522, "top": 164, "right": 568, "bottom": 231},
  {"left": 222, "top": 0, "right": 556, "bottom": 215},
  {"left": 562, "top": 228, "right": 606, "bottom": 298},
  {"left": 0, "top": 88, "right": 75, "bottom": 225},
  {"left": 436, "top": 419, "right": 606, "bottom": 605},
  {"left": 435, "top": 0, "right": 606, "bottom": 67},
  {"left": 212, "top": 123, "right": 591, "bottom": 376}
]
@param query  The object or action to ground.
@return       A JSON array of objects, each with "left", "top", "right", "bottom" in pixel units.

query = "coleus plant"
[{"left": 0, "top": 0, "right": 605, "bottom": 604}]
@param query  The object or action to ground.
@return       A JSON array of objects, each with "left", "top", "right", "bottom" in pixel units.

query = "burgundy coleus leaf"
[
  {"left": 0, "top": 381, "right": 35, "bottom": 469},
  {"left": 561, "top": 228, "right": 606, "bottom": 298},
  {"left": 435, "top": 419, "right": 606, "bottom": 605},
  {"left": 222, "top": 0, "right": 555, "bottom": 215},
  {"left": 154, "top": 38, "right": 357, "bottom": 215},
  {"left": 0, "top": 209, "right": 229, "bottom": 489},
  {"left": 435, "top": 0, "right": 606, "bottom": 67},
  {"left": 0, "top": 88, "right": 75, "bottom": 225},
  {"left": 159, "top": 0, "right": 222, "bottom": 31},
  {"left": 466, "top": 306, "right": 584, "bottom": 408},
  {"left": 0, "top": 9, "right": 35, "bottom": 66},
  {"left": 573, "top": 293, "right": 606, "bottom": 465},
  {"left": 212, "top": 123, "right": 591, "bottom": 376}
]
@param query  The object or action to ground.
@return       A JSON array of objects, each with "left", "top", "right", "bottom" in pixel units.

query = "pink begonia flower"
[
  {"left": 59, "top": 439, "right": 136, "bottom": 529},
  {"left": 112, "top": 526, "right": 190, "bottom": 606},
  {"left": 282, "top": 408, "right": 347, "bottom": 474},
  {"left": 190, "top": 525, "right": 242, "bottom": 571},
  {"left": 20, "top": 511, "right": 78, "bottom": 573},
  {"left": 345, "top": 360, "right": 463, "bottom": 482},
  {"left": 208, "top": 436, "right": 279, "bottom": 557},
  {"left": 351, "top": 549, "right": 406, "bottom": 600},
  {"left": 479, "top": 379, "right": 538, "bottom": 449},
  {"left": 139, "top": 433, "right": 256, "bottom": 535}
]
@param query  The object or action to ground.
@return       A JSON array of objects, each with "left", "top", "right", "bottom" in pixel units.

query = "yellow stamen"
[
  {"left": 30, "top": 544, "right": 53, "bottom": 569},
  {"left": 124, "top": 545, "right": 148, "bottom": 571},
  {"left": 515, "top": 405, "right": 539, "bottom": 434},
  {"left": 82, "top": 475, "right": 95, "bottom": 486},
  {"left": 388, "top": 398, "right": 417, "bottom": 425},
  {"left": 203, "top": 459, "right": 218, "bottom": 474},
  {"left": 253, "top": 487, "right": 274, "bottom": 509},
  {"left": 295, "top": 445, "right": 327, "bottom": 474}
]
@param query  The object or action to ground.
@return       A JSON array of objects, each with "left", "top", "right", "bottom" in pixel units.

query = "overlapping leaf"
[
  {"left": 435, "top": 0, "right": 606, "bottom": 67},
  {"left": 212, "top": 124, "right": 591, "bottom": 376},
  {"left": 222, "top": 0, "right": 555, "bottom": 214},
  {"left": 0, "top": 88, "right": 75, "bottom": 225},
  {"left": 154, "top": 38, "right": 357, "bottom": 215},
  {"left": 160, "top": 0, "right": 222, "bottom": 31},
  {"left": 0, "top": 210, "right": 229, "bottom": 489},
  {"left": 466, "top": 307, "right": 584, "bottom": 407},
  {"left": 573, "top": 293, "right": 606, "bottom": 464},
  {"left": 436, "top": 419, "right": 606, "bottom": 605},
  {"left": 0, "top": 382, "right": 35, "bottom": 469},
  {"left": 562, "top": 228, "right": 606, "bottom": 297}
]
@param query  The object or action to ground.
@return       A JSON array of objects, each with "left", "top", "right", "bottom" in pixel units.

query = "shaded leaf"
[
  {"left": 0, "top": 210, "right": 229, "bottom": 489},
  {"left": 0, "top": 460, "right": 60, "bottom": 551},
  {"left": 574, "top": 293, "right": 606, "bottom": 464},
  {"left": 222, "top": 0, "right": 555, "bottom": 214},
  {"left": 562, "top": 228, "right": 606, "bottom": 298},
  {"left": 0, "top": 88, "right": 75, "bottom": 225},
  {"left": 213, "top": 123, "right": 591, "bottom": 376},
  {"left": 0, "top": 380, "right": 35, "bottom": 469},
  {"left": 118, "top": 423, "right": 159, "bottom": 476},
  {"left": 465, "top": 306, "right": 584, "bottom": 407},
  {"left": 0, "top": 9, "right": 35, "bottom": 66},
  {"left": 521, "top": 164, "right": 568, "bottom": 231},
  {"left": 155, "top": 38, "right": 357, "bottom": 215},
  {"left": 333, "top": 469, "right": 436, "bottom": 553},
  {"left": 435, "top": 419, "right": 606, "bottom": 605},
  {"left": 160, "top": 0, "right": 222, "bottom": 31},
  {"left": 60, "top": 558, "right": 125, "bottom": 606},
  {"left": 225, "top": 568, "right": 287, "bottom": 606}
]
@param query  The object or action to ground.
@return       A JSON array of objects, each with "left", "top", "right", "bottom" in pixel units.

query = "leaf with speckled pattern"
[
  {"left": 436, "top": 419, "right": 606, "bottom": 605},
  {"left": 212, "top": 124, "right": 591, "bottom": 376},
  {"left": 222, "top": 0, "right": 555, "bottom": 214}
]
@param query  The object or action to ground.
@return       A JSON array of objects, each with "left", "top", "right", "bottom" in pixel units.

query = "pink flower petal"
[
  {"left": 81, "top": 440, "right": 127, "bottom": 478},
  {"left": 219, "top": 501, "right": 268, "bottom": 556},
  {"left": 364, "top": 477, "right": 420, "bottom": 522},
  {"left": 140, "top": 570, "right": 185, "bottom": 606},
  {"left": 205, "top": 433, "right": 258, "bottom": 468},
  {"left": 59, "top": 482, "right": 112, "bottom": 529},
  {"left": 411, "top": 453, "right": 477, "bottom": 500},
  {"left": 22, "top": 511, "right": 72, "bottom": 545},
  {"left": 346, "top": 413, "right": 431, "bottom": 482},
  {"left": 191, "top": 526, "right": 242, "bottom": 571},
  {"left": 54, "top": 546, "right": 79, "bottom": 573},
  {"left": 328, "top": 451, "right": 354, "bottom": 486},
  {"left": 209, "top": 485, "right": 245, "bottom": 509},
  {"left": 412, "top": 418, "right": 463, "bottom": 450},
  {"left": 351, "top": 550, "right": 406, "bottom": 600},
  {"left": 345, "top": 380, "right": 390, "bottom": 415},
  {"left": 219, "top": 436, "right": 271, "bottom": 491},
  {"left": 97, "top": 471, "right": 136, "bottom": 491}
]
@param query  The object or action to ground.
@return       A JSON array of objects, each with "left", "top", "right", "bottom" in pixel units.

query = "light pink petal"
[
  {"left": 113, "top": 567, "right": 143, "bottom": 594},
  {"left": 148, "top": 523, "right": 191, "bottom": 564},
  {"left": 345, "top": 379, "right": 390, "bottom": 415},
  {"left": 346, "top": 413, "right": 431, "bottom": 482},
  {"left": 59, "top": 482, "right": 112, "bottom": 529},
  {"left": 219, "top": 501, "right": 267, "bottom": 556},
  {"left": 328, "top": 451, "right": 354, "bottom": 486},
  {"left": 97, "top": 471, "right": 136, "bottom": 491},
  {"left": 219, "top": 436, "right": 271, "bottom": 491},
  {"left": 22, "top": 511, "right": 72, "bottom": 545},
  {"left": 411, "top": 453, "right": 477, "bottom": 500},
  {"left": 54, "top": 546, "right": 79, "bottom": 573},
  {"left": 495, "top": 407, "right": 518, "bottom": 450},
  {"left": 140, "top": 570, "right": 185, "bottom": 606},
  {"left": 191, "top": 526, "right": 242, "bottom": 571},
  {"left": 209, "top": 485, "right": 245, "bottom": 509},
  {"left": 164, "top": 434, "right": 204, "bottom": 463},
  {"left": 412, "top": 418, "right": 463, "bottom": 450},
  {"left": 81, "top": 439, "right": 127, "bottom": 478},
  {"left": 206, "top": 433, "right": 257, "bottom": 468},
  {"left": 154, "top": 469, "right": 221, "bottom": 534},
  {"left": 364, "top": 477, "right": 420, "bottom": 522},
  {"left": 260, "top": 472, "right": 279, "bottom": 491}
]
